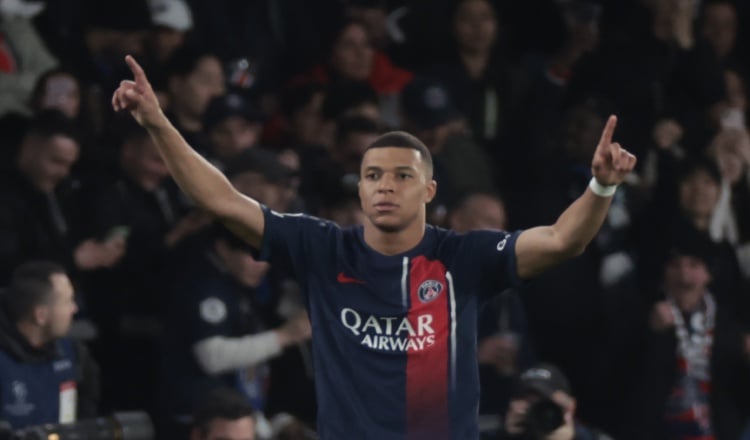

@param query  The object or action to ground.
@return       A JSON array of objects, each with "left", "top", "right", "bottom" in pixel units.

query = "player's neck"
[
  {"left": 16, "top": 321, "right": 49, "bottom": 349},
  {"left": 363, "top": 221, "right": 425, "bottom": 256}
]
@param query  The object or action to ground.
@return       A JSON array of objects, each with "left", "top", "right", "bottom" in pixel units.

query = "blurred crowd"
[{"left": 1, "top": 0, "right": 750, "bottom": 438}]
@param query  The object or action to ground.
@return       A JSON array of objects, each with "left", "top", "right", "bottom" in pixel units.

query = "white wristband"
[{"left": 588, "top": 177, "right": 617, "bottom": 197}]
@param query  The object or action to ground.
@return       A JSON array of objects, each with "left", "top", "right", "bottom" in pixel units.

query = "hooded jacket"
[{"left": 0, "top": 296, "right": 99, "bottom": 429}]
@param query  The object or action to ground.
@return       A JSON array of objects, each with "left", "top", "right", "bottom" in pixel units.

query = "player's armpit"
[
  {"left": 216, "top": 192, "right": 266, "bottom": 249},
  {"left": 514, "top": 226, "right": 580, "bottom": 279}
]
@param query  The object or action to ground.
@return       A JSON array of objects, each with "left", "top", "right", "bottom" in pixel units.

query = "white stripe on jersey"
[
  {"left": 401, "top": 257, "right": 409, "bottom": 308},
  {"left": 446, "top": 271, "right": 457, "bottom": 391}
]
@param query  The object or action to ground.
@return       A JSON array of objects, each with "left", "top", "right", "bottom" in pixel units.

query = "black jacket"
[
  {"left": 626, "top": 306, "right": 750, "bottom": 440},
  {"left": 0, "top": 170, "right": 85, "bottom": 285}
]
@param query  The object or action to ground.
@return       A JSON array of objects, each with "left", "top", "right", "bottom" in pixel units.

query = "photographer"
[
  {"left": 0, "top": 261, "right": 99, "bottom": 429},
  {"left": 499, "top": 364, "right": 611, "bottom": 440}
]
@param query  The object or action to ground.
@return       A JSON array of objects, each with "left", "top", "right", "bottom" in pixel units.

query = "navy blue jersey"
[{"left": 259, "top": 207, "right": 523, "bottom": 440}]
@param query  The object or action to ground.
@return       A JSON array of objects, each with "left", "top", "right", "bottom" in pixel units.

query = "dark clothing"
[
  {"left": 626, "top": 307, "right": 750, "bottom": 440},
  {"left": 477, "top": 289, "right": 535, "bottom": 417},
  {"left": 83, "top": 176, "right": 184, "bottom": 319},
  {"left": 574, "top": 4, "right": 726, "bottom": 157},
  {"left": 0, "top": 170, "right": 84, "bottom": 285},
  {"left": 732, "top": 180, "right": 750, "bottom": 244},
  {"left": 507, "top": 163, "right": 615, "bottom": 424},
  {"left": 297, "top": 145, "right": 353, "bottom": 215},
  {"left": 436, "top": 132, "right": 497, "bottom": 197},
  {"left": 423, "top": 53, "right": 527, "bottom": 150},
  {"left": 187, "top": 0, "right": 344, "bottom": 79},
  {"left": 81, "top": 175, "right": 185, "bottom": 412},
  {"left": 265, "top": 341, "right": 317, "bottom": 426},
  {"left": 166, "top": 112, "right": 211, "bottom": 157},
  {"left": 260, "top": 206, "right": 524, "bottom": 440},
  {"left": 161, "top": 236, "right": 271, "bottom": 418},
  {"left": 0, "top": 300, "right": 99, "bottom": 429}
]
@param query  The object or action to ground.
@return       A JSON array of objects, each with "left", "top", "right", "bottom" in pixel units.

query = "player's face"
[
  {"left": 359, "top": 147, "right": 436, "bottom": 232},
  {"left": 46, "top": 273, "right": 78, "bottom": 339},
  {"left": 702, "top": 2, "right": 737, "bottom": 58},
  {"left": 679, "top": 169, "right": 720, "bottom": 220},
  {"left": 28, "top": 135, "right": 80, "bottom": 193},
  {"left": 210, "top": 116, "right": 261, "bottom": 159},
  {"left": 665, "top": 255, "right": 711, "bottom": 299},
  {"left": 330, "top": 23, "right": 374, "bottom": 81},
  {"left": 170, "top": 55, "right": 225, "bottom": 120},
  {"left": 453, "top": 0, "right": 497, "bottom": 54},
  {"left": 126, "top": 137, "right": 169, "bottom": 191}
]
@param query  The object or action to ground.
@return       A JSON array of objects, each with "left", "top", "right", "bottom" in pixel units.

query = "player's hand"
[
  {"left": 505, "top": 399, "right": 529, "bottom": 434},
  {"left": 74, "top": 238, "right": 126, "bottom": 270},
  {"left": 649, "top": 301, "right": 675, "bottom": 332},
  {"left": 591, "top": 115, "right": 637, "bottom": 186},
  {"left": 112, "top": 55, "right": 166, "bottom": 129}
]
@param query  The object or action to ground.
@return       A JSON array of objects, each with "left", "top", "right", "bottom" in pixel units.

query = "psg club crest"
[{"left": 418, "top": 280, "right": 444, "bottom": 303}]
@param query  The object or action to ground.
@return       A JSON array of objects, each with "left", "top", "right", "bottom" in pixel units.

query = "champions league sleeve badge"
[
  {"left": 418, "top": 280, "right": 444, "bottom": 303},
  {"left": 200, "top": 297, "right": 228, "bottom": 324}
]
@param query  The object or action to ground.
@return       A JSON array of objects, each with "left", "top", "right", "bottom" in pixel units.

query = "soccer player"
[{"left": 113, "top": 55, "right": 636, "bottom": 440}]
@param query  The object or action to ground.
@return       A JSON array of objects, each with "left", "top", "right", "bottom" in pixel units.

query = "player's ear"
[
  {"left": 424, "top": 180, "right": 437, "bottom": 203},
  {"left": 33, "top": 305, "right": 50, "bottom": 326}
]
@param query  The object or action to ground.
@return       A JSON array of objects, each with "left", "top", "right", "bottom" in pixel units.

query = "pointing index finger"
[
  {"left": 599, "top": 115, "right": 617, "bottom": 147},
  {"left": 125, "top": 55, "right": 149, "bottom": 85}
]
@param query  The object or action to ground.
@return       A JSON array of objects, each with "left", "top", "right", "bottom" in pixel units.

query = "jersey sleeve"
[
  {"left": 456, "top": 229, "right": 525, "bottom": 298},
  {"left": 257, "top": 205, "right": 339, "bottom": 285}
]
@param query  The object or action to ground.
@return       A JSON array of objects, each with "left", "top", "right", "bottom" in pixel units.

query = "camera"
[
  {"left": 0, "top": 412, "right": 154, "bottom": 440},
  {"left": 520, "top": 398, "right": 564, "bottom": 439}
]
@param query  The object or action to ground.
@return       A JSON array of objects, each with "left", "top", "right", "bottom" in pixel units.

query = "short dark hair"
[
  {"left": 336, "top": 115, "right": 380, "bottom": 145},
  {"left": 322, "top": 81, "right": 378, "bottom": 121},
  {"left": 280, "top": 83, "right": 326, "bottom": 119},
  {"left": 24, "top": 110, "right": 80, "bottom": 146},
  {"left": 192, "top": 388, "right": 254, "bottom": 436},
  {"left": 365, "top": 131, "right": 433, "bottom": 177},
  {"left": 677, "top": 156, "right": 722, "bottom": 186},
  {"left": 165, "top": 43, "right": 217, "bottom": 79},
  {"left": 113, "top": 117, "right": 150, "bottom": 147},
  {"left": 323, "top": 18, "right": 371, "bottom": 58},
  {"left": 5, "top": 261, "right": 66, "bottom": 322}
]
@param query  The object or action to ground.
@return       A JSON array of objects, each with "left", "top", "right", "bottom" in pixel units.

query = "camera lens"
[{"left": 524, "top": 399, "right": 564, "bottom": 436}]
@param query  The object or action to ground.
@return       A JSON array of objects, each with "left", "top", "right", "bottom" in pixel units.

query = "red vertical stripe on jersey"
[
  {"left": 406, "top": 256, "right": 450, "bottom": 439},
  {"left": 0, "top": 35, "right": 18, "bottom": 73}
]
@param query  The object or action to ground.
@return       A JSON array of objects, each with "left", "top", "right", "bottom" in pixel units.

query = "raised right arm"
[{"left": 112, "top": 55, "right": 264, "bottom": 248}]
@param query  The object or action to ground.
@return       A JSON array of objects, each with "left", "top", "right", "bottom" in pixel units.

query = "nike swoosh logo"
[{"left": 337, "top": 272, "right": 365, "bottom": 284}]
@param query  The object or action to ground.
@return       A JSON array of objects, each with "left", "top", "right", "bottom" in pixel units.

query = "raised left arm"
[{"left": 516, "top": 115, "right": 637, "bottom": 279}]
